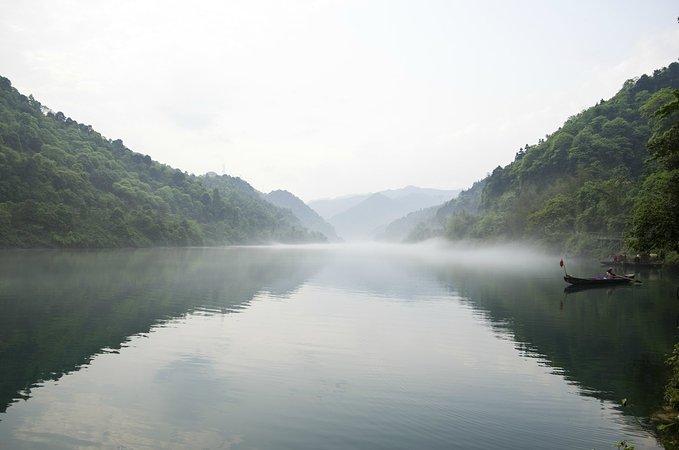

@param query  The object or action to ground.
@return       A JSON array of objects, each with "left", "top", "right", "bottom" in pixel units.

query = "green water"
[{"left": 0, "top": 244, "right": 678, "bottom": 449}]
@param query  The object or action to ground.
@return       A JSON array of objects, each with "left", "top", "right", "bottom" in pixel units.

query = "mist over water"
[
  {"left": 0, "top": 243, "right": 676, "bottom": 449},
  {"left": 267, "top": 239, "right": 560, "bottom": 272}
]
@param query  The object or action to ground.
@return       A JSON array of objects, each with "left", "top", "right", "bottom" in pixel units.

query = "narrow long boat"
[{"left": 564, "top": 274, "right": 634, "bottom": 286}]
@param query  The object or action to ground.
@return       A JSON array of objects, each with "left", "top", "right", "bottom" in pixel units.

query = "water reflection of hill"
[
  {"left": 0, "top": 248, "right": 319, "bottom": 413},
  {"left": 3, "top": 244, "right": 678, "bottom": 435},
  {"left": 434, "top": 266, "right": 679, "bottom": 418},
  {"left": 298, "top": 247, "right": 678, "bottom": 422},
  {"left": 310, "top": 248, "right": 679, "bottom": 422}
]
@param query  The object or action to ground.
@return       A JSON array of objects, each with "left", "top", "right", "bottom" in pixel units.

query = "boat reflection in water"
[{"left": 563, "top": 283, "right": 634, "bottom": 294}]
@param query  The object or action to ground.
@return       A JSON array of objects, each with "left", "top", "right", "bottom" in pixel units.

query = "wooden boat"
[{"left": 564, "top": 274, "right": 634, "bottom": 286}]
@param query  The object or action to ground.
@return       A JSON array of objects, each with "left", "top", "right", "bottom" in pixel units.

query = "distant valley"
[{"left": 309, "top": 186, "right": 460, "bottom": 241}]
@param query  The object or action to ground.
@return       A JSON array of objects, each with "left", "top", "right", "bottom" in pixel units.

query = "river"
[{"left": 0, "top": 244, "right": 677, "bottom": 449}]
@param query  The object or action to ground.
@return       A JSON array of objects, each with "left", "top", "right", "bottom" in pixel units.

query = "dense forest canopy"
[
  {"left": 407, "top": 62, "right": 679, "bottom": 257},
  {"left": 0, "top": 76, "right": 323, "bottom": 247}
]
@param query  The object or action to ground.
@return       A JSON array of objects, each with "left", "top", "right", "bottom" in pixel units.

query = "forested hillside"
[
  {"left": 263, "top": 190, "right": 339, "bottom": 241},
  {"left": 377, "top": 205, "right": 439, "bottom": 242},
  {"left": 201, "top": 175, "right": 327, "bottom": 242},
  {"left": 0, "top": 76, "right": 321, "bottom": 247},
  {"left": 396, "top": 180, "right": 485, "bottom": 242},
  {"left": 430, "top": 62, "right": 679, "bottom": 256}
]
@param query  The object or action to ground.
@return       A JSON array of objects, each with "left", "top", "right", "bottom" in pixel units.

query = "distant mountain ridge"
[
  {"left": 312, "top": 186, "right": 460, "bottom": 241},
  {"left": 308, "top": 194, "right": 371, "bottom": 220},
  {"left": 309, "top": 186, "right": 459, "bottom": 220},
  {"left": 263, "top": 190, "right": 340, "bottom": 241}
]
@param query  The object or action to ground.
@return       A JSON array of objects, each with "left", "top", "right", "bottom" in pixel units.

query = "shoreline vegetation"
[{"left": 648, "top": 343, "right": 679, "bottom": 449}]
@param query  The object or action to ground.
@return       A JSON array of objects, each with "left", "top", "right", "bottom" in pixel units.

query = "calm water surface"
[{"left": 1, "top": 244, "right": 678, "bottom": 449}]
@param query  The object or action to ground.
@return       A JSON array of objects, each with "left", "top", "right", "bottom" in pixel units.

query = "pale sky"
[{"left": 1, "top": 1, "right": 677, "bottom": 200}]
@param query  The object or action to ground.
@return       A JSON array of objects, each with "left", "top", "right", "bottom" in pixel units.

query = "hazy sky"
[{"left": 1, "top": 1, "right": 677, "bottom": 200}]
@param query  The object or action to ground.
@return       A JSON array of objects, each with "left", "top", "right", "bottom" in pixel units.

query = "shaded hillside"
[
  {"left": 378, "top": 180, "right": 484, "bottom": 242},
  {"left": 201, "top": 174, "right": 326, "bottom": 243},
  {"left": 263, "top": 190, "right": 339, "bottom": 241},
  {"left": 439, "top": 62, "right": 679, "bottom": 255},
  {"left": 326, "top": 187, "right": 460, "bottom": 240},
  {"left": 434, "top": 179, "right": 486, "bottom": 223},
  {"left": 376, "top": 205, "right": 439, "bottom": 242},
  {"left": 0, "top": 76, "right": 321, "bottom": 247}
]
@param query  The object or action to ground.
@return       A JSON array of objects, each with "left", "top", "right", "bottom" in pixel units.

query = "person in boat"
[{"left": 604, "top": 267, "right": 619, "bottom": 279}]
